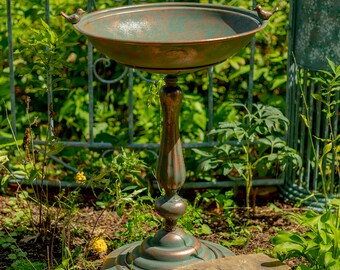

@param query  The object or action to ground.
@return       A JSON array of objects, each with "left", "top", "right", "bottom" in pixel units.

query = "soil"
[{"left": 0, "top": 186, "right": 307, "bottom": 270}]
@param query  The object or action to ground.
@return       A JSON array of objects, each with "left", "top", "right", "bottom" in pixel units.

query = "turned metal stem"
[
  {"left": 102, "top": 75, "right": 233, "bottom": 270},
  {"left": 155, "top": 75, "right": 187, "bottom": 231}
]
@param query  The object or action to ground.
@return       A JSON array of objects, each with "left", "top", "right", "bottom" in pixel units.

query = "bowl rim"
[{"left": 74, "top": 2, "right": 268, "bottom": 45}]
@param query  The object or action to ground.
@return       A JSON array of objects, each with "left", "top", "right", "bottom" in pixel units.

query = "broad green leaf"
[
  {"left": 329, "top": 198, "right": 340, "bottom": 207},
  {"left": 305, "top": 241, "right": 319, "bottom": 254},
  {"left": 328, "top": 260, "right": 340, "bottom": 270},
  {"left": 47, "top": 142, "right": 65, "bottom": 155},
  {"left": 232, "top": 163, "right": 245, "bottom": 176},
  {"left": 318, "top": 219, "right": 329, "bottom": 244},
  {"left": 8, "top": 253, "right": 17, "bottom": 260},
  {"left": 12, "top": 171, "right": 28, "bottom": 180},
  {"left": 223, "top": 166, "right": 233, "bottom": 176},
  {"left": 323, "top": 142, "right": 333, "bottom": 154},
  {"left": 320, "top": 211, "right": 331, "bottom": 223},
  {"left": 193, "top": 113, "right": 206, "bottom": 130},
  {"left": 312, "top": 93, "right": 326, "bottom": 104},
  {"left": 1, "top": 175, "right": 10, "bottom": 185},
  {"left": 324, "top": 251, "right": 335, "bottom": 267},
  {"left": 0, "top": 154, "right": 9, "bottom": 164},
  {"left": 192, "top": 148, "right": 213, "bottom": 158},
  {"left": 290, "top": 234, "right": 307, "bottom": 244},
  {"left": 271, "top": 76, "right": 287, "bottom": 90},
  {"left": 267, "top": 153, "right": 280, "bottom": 162},
  {"left": 217, "top": 144, "right": 233, "bottom": 154},
  {"left": 200, "top": 224, "right": 212, "bottom": 235},
  {"left": 271, "top": 232, "right": 298, "bottom": 244},
  {"left": 326, "top": 58, "right": 336, "bottom": 74},
  {"left": 198, "top": 159, "right": 218, "bottom": 172},
  {"left": 222, "top": 237, "right": 248, "bottom": 247},
  {"left": 29, "top": 169, "right": 39, "bottom": 181},
  {"left": 336, "top": 134, "right": 340, "bottom": 142},
  {"left": 257, "top": 137, "right": 273, "bottom": 146},
  {"left": 272, "top": 241, "right": 304, "bottom": 254},
  {"left": 319, "top": 243, "right": 332, "bottom": 255}
]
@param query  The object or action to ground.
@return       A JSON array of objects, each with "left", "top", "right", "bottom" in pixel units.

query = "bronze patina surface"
[
  {"left": 73, "top": 2, "right": 268, "bottom": 74},
  {"left": 62, "top": 2, "right": 276, "bottom": 269},
  {"left": 102, "top": 76, "right": 234, "bottom": 270}
]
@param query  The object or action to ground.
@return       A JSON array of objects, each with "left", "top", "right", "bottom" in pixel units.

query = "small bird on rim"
[
  {"left": 254, "top": 5, "right": 279, "bottom": 20},
  {"left": 60, "top": 8, "right": 85, "bottom": 24}
]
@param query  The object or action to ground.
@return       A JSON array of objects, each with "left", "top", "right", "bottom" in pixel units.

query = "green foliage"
[
  {"left": 271, "top": 198, "right": 340, "bottom": 270},
  {"left": 19, "top": 19, "right": 73, "bottom": 92},
  {"left": 114, "top": 194, "right": 161, "bottom": 246},
  {"left": 95, "top": 148, "right": 149, "bottom": 213},
  {"left": 0, "top": 199, "right": 47, "bottom": 270},
  {"left": 200, "top": 189, "right": 236, "bottom": 218},
  {"left": 178, "top": 193, "right": 212, "bottom": 236},
  {"left": 195, "top": 103, "right": 301, "bottom": 213},
  {"left": 298, "top": 59, "right": 340, "bottom": 198},
  {"left": 0, "top": 0, "right": 289, "bottom": 170}
]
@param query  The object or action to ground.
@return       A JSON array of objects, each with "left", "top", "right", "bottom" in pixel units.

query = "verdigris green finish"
[
  {"left": 294, "top": 0, "right": 340, "bottom": 70},
  {"left": 102, "top": 76, "right": 235, "bottom": 270}
]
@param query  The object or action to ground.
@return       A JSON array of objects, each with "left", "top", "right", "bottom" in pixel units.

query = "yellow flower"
[
  {"left": 91, "top": 237, "right": 108, "bottom": 254},
  {"left": 75, "top": 171, "right": 86, "bottom": 185}
]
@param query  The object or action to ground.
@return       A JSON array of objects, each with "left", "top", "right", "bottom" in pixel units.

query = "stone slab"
[{"left": 175, "top": 254, "right": 290, "bottom": 270}]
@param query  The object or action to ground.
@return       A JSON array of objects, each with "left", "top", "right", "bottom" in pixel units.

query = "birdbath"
[{"left": 63, "top": 2, "right": 276, "bottom": 269}]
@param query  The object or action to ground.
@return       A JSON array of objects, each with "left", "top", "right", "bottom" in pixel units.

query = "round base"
[{"left": 102, "top": 228, "right": 234, "bottom": 270}]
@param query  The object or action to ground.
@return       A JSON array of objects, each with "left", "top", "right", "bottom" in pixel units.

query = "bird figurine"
[
  {"left": 60, "top": 8, "right": 85, "bottom": 24},
  {"left": 254, "top": 5, "right": 279, "bottom": 20}
]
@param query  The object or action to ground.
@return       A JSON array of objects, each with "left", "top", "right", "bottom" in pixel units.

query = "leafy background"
[{"left": 0, "top": 0, "right": 289, "bottom": 182}]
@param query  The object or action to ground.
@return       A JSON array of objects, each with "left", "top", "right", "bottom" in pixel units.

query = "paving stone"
[{"left": 175, "top": 254, "right": 290, "bottom": 270}]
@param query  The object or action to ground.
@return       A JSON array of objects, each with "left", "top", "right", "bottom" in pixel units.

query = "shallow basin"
[{"left": 74, "top": 3, "right": 267, "bottom": 74}]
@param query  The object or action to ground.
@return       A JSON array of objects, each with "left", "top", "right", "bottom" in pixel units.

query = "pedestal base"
[{"left": 102, "top": 228, "right": 234, "bottom": 270}]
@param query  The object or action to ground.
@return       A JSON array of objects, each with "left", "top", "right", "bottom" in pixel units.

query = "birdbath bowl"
[
  {"left": 65, "top": 2, "right": 276, "bottom": 269},
  {"left": 74, "top": 2, "right": 269, "bottom": 74}
]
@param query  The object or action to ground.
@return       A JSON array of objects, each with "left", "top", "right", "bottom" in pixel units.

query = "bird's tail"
[{"left": 60, "top": 11, "right": 68, "bottom": 19}]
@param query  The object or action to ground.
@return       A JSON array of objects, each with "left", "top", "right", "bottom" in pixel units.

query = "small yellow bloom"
[
  {"left": 75, "top": 171, "right": 86, "bottom": 185},
  {"left": 91, "top": 237, "right": 108, "bottom": 254}
]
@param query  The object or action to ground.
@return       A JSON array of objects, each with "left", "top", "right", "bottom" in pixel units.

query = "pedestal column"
[
  {"left": 155, "top": 75, "right": 187, "bottom": 231},
  {"left": 102, "top": 75, "right": 234, "bottom": 270}
]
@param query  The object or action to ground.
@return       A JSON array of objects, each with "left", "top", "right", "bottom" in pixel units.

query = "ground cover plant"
[{"left": 271, "top": 198, "right": 340, "bottom": 270}]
